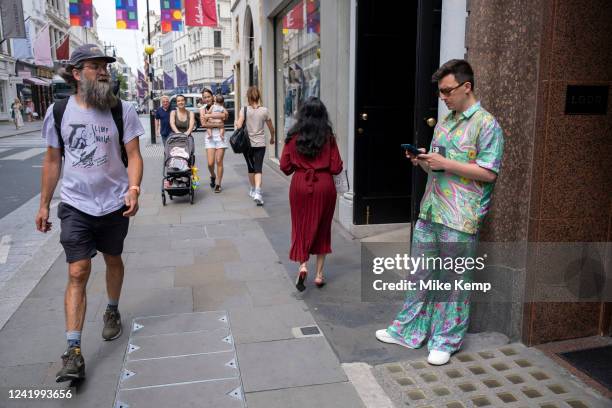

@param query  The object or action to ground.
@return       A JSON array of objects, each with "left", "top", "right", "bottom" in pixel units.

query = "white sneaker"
[
  {"left": 253, "top": 191, "right": 264, "bottom": 206},
  {"left": 427, "top": 349, "right": 451, "bottom": 365},
  {"left": 248, "top": 188, "right": 255, "bottom": 198},
  {"left": 375, "top": 329, "right": 415, "bottom": 349}
]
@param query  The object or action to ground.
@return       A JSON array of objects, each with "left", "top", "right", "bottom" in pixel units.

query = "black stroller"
[{"left": 162, "top": 133, "right": 196, "bottom": 205}]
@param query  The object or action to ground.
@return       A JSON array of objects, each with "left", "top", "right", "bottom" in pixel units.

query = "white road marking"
[
  {"left": 0, "top": 148, "right": 46, "bottom": 161},
  {"left": 0, "top": 235, "right": 11, "bottom": 264}
]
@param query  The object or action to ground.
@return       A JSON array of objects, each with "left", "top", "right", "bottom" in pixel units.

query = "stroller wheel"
[
  {"left": 190, "top": 190, "right": 194, "bottom": 205},
  {"left": 162, "top": 193, "right": 166, "bottom": 206}
]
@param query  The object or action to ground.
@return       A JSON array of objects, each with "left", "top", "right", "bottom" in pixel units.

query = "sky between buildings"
[{"left": 94, "top": 0, "right": 162, "bottom": 73}]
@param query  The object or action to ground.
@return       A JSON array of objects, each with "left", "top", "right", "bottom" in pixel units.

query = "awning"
[{"left": 24, "top": 77, "right": 51, "bottom": 86}]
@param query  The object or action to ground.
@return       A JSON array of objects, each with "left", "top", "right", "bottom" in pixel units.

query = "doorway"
[{"left": 353, "top": 0, "right": 441, "bottom": 225}]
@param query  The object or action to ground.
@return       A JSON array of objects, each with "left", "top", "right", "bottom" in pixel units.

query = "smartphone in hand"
[{"left": 400, "top": 143, "right": 424, "bottom": 156}]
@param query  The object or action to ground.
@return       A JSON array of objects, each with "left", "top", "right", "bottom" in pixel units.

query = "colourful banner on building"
[
  {"left": 163, "top": 72, "right": 174, "bottom": 90},
  {"left": 176, "top": 65, "right": 188, "bottom": 87},
  {"left": 185, "top": 0, "right": 218, "bottom": 27},
  {"left": 69, "top": 0, "right": 93, "bottom": 28},
  {"left": 306, "top": 0, "right": 320, "bottom": 34},
  {"left": 33, "top": 24, "right": 53, "bottom": 67},
  {"left": 160, "top": 0, "right": 183, "bottom": 32},
  {"left": 116, "top": 0, "right": 139, "bottom": 30},
  {"left": 283, "top": 1, "right": 304, "bottom": 30},
  {"left": 56, "top": 34, "right": 70, "bottom": 60}
]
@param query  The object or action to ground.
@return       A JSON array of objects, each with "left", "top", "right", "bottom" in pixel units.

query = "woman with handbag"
[
  {"left": 234, "top": 87, "right": 275, "bottom": 205},
  {"left": 200, "top": 88, "right": 229, "bottom": 192},
  {"left": 280, "top": 98, "right": 343, "bottom": 291}
]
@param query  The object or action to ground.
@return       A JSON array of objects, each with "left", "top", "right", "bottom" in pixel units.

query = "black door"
[{"left": 354, "top": 0, "right": 441, "bottom": 225}]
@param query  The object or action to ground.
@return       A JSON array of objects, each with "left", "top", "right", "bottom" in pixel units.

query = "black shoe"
[
  {"left": 56, "top": 347, "right": 85, "bottom": 382},
  {"left": 214, "top": 185, "right": 222, "bottom": 193},
  {"left": 102, "top": 309, "right": 122, "bottom": 341},
  {"left": 210, "top": 176, "right": 216, "bottom": 188}
]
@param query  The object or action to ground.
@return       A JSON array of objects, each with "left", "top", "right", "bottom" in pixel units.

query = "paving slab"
[
  {"left": 224, "top": 260, "right": 287, "bottom": 282},
  {"left": 125, "top": 249, "right": 195, "bottom": 269},
  {"left": 116, "top": 378, "right": 244, "bottom": 408},
  {"left": 237, "top": 337, "right": 347, "bottom": 392},
  {"left": 127, "top": 327, "right": 232, "bottom": 361},
  {"left": 130, "top": 311, "right": 227, "bottom": 337},
  {"left": 115, "top": 311, "right": 246, "bottom": 408},
  {"left": 229, "top": 302, "right": 316, "bottom": 344},
  {"left": 193, "top": 282, "right": 253, "bottom": 311},
  {"left": 174, "top": 262, "right": 226, "bottom": 286},
  {"left": 245, "top": 382, "right": 366, "bottom": 408},
  {"left": 246, "top": 278, "right": 299, "bottom": 307}
]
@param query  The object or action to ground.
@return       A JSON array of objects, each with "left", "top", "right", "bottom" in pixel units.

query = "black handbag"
[{"left": 229, "top": 106, "right": 251, "bottom": 154}]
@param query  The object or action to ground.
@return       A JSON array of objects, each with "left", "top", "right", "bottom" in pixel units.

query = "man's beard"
[{"left": 80, "top": 77, "right": 118, "bottom": 110}]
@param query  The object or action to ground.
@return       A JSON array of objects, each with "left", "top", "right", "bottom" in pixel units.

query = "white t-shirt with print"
[{"left": 42, "top": 96, "right": 144, "bottom": 216}]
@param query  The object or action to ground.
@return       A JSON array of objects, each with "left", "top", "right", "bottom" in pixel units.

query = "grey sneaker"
[
  {"left": 102, "top": 309, "right": 122, "bottom": 341},
  {"left": 56, "top": 347, "right": 85, "bottom": 382}
]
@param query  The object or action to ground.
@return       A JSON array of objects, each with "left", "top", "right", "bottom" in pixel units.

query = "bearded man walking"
[{"left": 35, "top": 45, "right": 144, "bottom": 382}]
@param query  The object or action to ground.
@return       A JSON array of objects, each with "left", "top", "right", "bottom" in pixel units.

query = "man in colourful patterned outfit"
[{"left": 376, "top": 59, "right": 504, "bottom": 365}]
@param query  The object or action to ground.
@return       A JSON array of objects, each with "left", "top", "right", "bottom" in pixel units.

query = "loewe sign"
[{"left": 565, "top": 85, "right": 608, "bottom": 115}]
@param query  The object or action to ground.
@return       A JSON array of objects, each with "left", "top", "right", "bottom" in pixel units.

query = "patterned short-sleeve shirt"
[{"left": 418, "top": 102, "right": 504, "bottom": 234}]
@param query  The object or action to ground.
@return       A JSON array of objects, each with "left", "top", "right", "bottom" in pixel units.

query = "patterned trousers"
[{"left": 386, "top": 219, "right": 478, "bottom": 353}]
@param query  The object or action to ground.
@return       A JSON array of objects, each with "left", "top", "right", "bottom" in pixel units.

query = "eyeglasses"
[
  {"left": 81, "top": 62, "right": 110, "bottom": 72},
  {"left": 437, "top": 81, "right": 466, "bottom": 97}
]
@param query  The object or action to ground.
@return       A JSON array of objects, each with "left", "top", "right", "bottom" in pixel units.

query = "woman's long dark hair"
[{"left": 286, "top": 98, "right": 334, "bottom": 158}]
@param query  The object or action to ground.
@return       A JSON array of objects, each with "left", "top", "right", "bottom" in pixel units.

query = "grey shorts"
[{"left": 58, "top": 203, "right": 129, "bottom": 263}]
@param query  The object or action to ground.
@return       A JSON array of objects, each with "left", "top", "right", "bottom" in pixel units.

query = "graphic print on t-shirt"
[{"left": 66, "top": 122, "right": 113, "bottom": 168}]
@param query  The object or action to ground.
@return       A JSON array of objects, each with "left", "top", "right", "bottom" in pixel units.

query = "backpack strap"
[
  {"left": 52, "top": 98, "right": 70, "bottom": 159},
  {"left": 110, "top": 102, "right": 128, "bottom": 167}
]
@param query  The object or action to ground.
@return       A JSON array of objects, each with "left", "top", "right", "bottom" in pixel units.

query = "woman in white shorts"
[{"left": 200, "top": 89, "right": 229, "bottom": 193}]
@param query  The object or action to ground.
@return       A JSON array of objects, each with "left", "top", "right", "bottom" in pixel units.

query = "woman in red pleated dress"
[{"left": 280, "top": 98, "right": 343, "bottom": 292}]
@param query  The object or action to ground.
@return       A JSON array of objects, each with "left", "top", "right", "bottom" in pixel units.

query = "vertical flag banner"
[
  {"left": 176, "top": 65, "right": 188, "bottom": 87},
  {"left": 306, "top": 0, "right": 320, "bottom": 34},
  {"left": 160, "top": 0, "right": 183, "bottom": 32},
  {"left": 69, "top": 0, "right": 94, "bottom": 28},
  {"left": 11, "top": 19, "right": 34, "bottom": 60},
  {"left": 185, "top": 0, "right": 217, "bottom": 27},
  {"left": 163, "top": 72, "right": 174, "bottom": 90},
  {"left": 56, "top": 34, "right": 70, "bottom": 60},
  {"left": 33, "top": 24, "right": 53, "bottom": 67},
  {"left": 0, "top": 0, "right": 26, "bottom": 38},
  {"left": 116, "top": 0, "right": 139, "bottom": 30},
  {"left": 283, "top": 1, "right": 304, "bottom": 30}
]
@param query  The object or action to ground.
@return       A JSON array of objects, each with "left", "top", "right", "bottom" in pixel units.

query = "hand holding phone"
[{"left": 401, "top": 143, "right": 425, "bottom": 157}]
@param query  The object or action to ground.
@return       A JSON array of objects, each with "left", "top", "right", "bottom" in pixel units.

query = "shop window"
[{"left": 275, "top": 0, "right": 321, "bottom": 156}]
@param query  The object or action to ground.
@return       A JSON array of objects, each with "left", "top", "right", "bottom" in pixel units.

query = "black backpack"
[
  {"left": 229, "top": 106, "right": 251, "bottom": 154},
  {"left": 53, "top": 98, "right": 128, "bottom": 167}
]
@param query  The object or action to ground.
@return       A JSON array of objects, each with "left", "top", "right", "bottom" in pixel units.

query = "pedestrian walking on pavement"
[
  {"left": 234, "top": 86, "right": 276, "bottom": 205},
  {"left": 375, "top": 59, "right": 504, "bottom": 366},
  {"left": 170, "top": 94, "right": 196, "bottom": 136},
  {"left": 11, "top": 98, "right": 24, "bottom": 129},
  {"left": 200, "top": 88, "right": 229, "bottom": 192},
  {"left": 155, "top": 95, "right": 173, "bottom": 145},
  {"left": 34, "top": 44, "right": 145, "bottom": 382},
  {"left": 280, "top": 98, "right": 343, "bottom": 291}
]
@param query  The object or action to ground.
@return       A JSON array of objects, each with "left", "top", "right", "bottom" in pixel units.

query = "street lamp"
[{"left": 145, "top": 0, "right": 156, "bottom": 144}]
